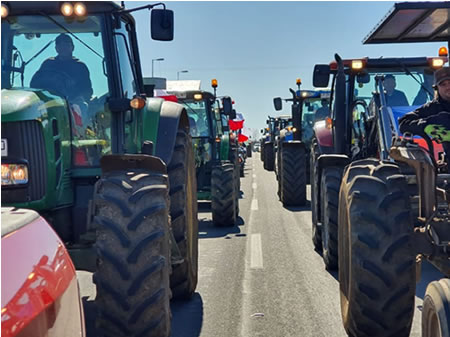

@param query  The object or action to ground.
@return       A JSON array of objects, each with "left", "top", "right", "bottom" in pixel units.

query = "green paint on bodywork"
[
  {"left": 139, "top": 97, "right": 163, "bottom": 153},
  {"left": 2, "top": 88, "right": 73, "bottom": 210},
  {"left": 197, "top": 191, "right": 211, "bottom": 200},
  {"left": 219, "top": 133, "right": 230, "bottom": 160}
]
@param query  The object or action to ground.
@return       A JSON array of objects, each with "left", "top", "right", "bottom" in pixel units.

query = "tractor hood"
[{"left": 1, "top": 88, "right": 66, "bottom": 122}]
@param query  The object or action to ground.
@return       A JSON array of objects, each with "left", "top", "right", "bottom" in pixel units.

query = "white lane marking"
[
  {"left": 251, "top": 199, "right": 258, "bottom": 210},
  {"left": 252, "top": 183, "right": 257, "bottom": 190},
  {"left": 250, "top": 233, "right": 263, "bottom": 269},
  {"left": 252, "top": 174, "right": 256, "bottom": 179}
]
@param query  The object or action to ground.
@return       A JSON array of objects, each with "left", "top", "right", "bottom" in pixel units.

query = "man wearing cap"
[
  {"left": 384, "top": 74, "right": 409, "bottom": 106},
  {"left": 399, "top": 67, "right": 450, "bottom": 156},
  {"left": 31, "top": 33, "right": 93, "bottom": 102}
]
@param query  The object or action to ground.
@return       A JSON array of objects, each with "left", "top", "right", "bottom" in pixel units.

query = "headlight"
[{"left": 1, "top": 164, "right": 29, "bottom": 186}]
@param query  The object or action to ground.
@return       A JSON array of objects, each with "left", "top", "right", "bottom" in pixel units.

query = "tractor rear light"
[
  {"left": 1, "top": 164, "right": 28, "bottom": 186},
  {"left": 61, "top": 2, "right": 74, "bottom": 16},
  {"left": 292, "top": 127, "right": 297, "bottom": 133},
  {"left": 194, "top": 94, "right": 203, "bottom": 100},
  {"left": 215, "top": 137, "right": 221, "bottom": 143},
  {"left": 351, "top": 60, "right": 364, "bottom": 70},
  {"left": 130, "top": 97, "right": 146, "bottom": 109},
  {"left": 74, "top": 2, "right": 86, "bottom": 16},
  {"left": 325, "top": 117, "right": 333, "bottom": 129},
  {"left": 429, "top": 57, "right": 445, "bottom": 69},
  {"left": 1, "top": 3, "right": 9, "bottom": 18},
  {"left": 439, "top": 47, "right": 448, "bottom": 57}
]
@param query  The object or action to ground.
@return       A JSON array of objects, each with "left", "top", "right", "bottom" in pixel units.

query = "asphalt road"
[{"left": 77, "top": 153, "right": 444, "bottom": 337}]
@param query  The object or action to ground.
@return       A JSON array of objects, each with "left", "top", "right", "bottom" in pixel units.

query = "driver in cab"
[{"left": 31, "top": 33, "right": 93, "bottom": 103}]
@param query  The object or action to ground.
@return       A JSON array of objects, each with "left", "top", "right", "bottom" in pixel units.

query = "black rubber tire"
[
  {"left": 280, "top": 145, "right": 306, "bottom": 206},
  {"left": 260, "top": 143, "right": 265, "bottom": 162},
  {"left": 310, "top": 139, "right": 321, "bottom": 250},
  {"left": 211, "top": 161, "right": 236, "bottom": 226},
  {"left": 229, "top": 146, "right": 240, "bottom": 193},
  {"left": 422, "top": 279, "right": 450, "bottom": 337},
  {"left": 229, "top": 146, "right": 240, "bottom": 217},
  {"left": 93, "top": 169, "right": 171, "bottom": 337},
  {"left": 168, "top": 130, "right": 199, "bottom": 299},
  {"left": 263, "top": 143, "right": 275, "bottom": 171},
  {"left": 338, "top": 159, "right": 415, "bottom": 337},
  {"left": 321, "top": 166, "right": 342, "bottom": 270}
]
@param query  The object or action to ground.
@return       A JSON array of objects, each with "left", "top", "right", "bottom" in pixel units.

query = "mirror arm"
[{"left": 118, "top": 2, "right": 166, "bottom": 14}]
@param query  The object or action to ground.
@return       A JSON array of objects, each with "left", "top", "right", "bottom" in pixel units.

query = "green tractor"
[
  {"left": 1, "top": 2, "right": 198, "bottom": 336},
  {"left": 166, "top": 79, "right": 240, "bottom": 226}
]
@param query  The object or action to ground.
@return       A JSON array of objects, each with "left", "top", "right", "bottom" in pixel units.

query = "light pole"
[
  {"left": 151, "top": 58, "right": 164, "bottom": 77},
  {"left": 177, "top": 70, "right": 188, "bottom": 80}
]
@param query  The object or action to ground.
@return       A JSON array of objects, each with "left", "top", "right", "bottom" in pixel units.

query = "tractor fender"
[
  {"left": 316, "top": 154, "right": 350, "bottom": 192},
  {"left": 313, "top": 120, "right": 333, "bottom": 150},
  {"left": 100, "top": 154, "right": 167, "bottom": 175},
  {"left": 281, "top": 140, "right": 306, "bottom": 151},
  {"left": 155, "top": 100, "right": 189, "bottom": 165}
]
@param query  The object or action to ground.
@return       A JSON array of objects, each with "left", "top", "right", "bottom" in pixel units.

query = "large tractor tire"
[
  {"left": 338, "top": 159, "right": 415, "bottom": 337},
  {"left": 93, "top": 169, "right": 171, "bottom": 337},
  {"left": 320, "top": 166, "right": 343, "bottom": 270},
  {"left": 229, "top": 145, "right": 240, "bottom": 193},
  {"left": 168, "top": 130, "right": 198, "bottom": 299},
  {"left": 263, "top": 143, "right": 275, "bottom": 171},
  {"left": 422, "top": 279, "right": 450, "bottom": 337},
  {"left": 310, "top": 139, "right": 321, "bottom": 250},
  {"left": 279, "top": 145, "right": 306, "bottom": 206},
  {"left": 211, "top": 161, "right": 237, "bottom": 226},
  {"left": 229, "top": 146, "right": 240, "bottom": 217}
]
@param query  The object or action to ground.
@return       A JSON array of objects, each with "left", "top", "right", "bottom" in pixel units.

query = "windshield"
[
  {"left": 354, "top": 68, "right": 435, "bottom": 108},
  {"left": 2, "top": 14, "right": 112, "bottom": 167},
  {"left": 184, "top": 99, "right": 212, "bottom": 138}
]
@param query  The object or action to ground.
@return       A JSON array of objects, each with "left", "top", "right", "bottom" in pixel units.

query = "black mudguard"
[
  {"left": 316, "top": 154, "right": 350, "bottom": 189},
  {"left": 281, "top": 140, "right": 306, "bottom": 151},
  {"left": 100, "top": 154, "right": 167, "bottom": 175},
  {"left": 155, "top": 100, "right": 189, "bottom": 165}
]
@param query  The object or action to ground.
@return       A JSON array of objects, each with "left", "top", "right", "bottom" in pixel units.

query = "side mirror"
[
  {"left": 222, "top": 96, "right": 232, "bottom": 115},
  {"left": 313, "top": 64, "right": 331, "bottom": 88},
  {"left": 273, "top": 97, "right": 282, "bottom": 111},
  {"left": 357, "top": 72, "right": 370, "bottom": 84},
  {"left": 151, "top": 9, "right": 174, "bottom": 41},
  {"left": 260, "top": 129, "right": 264, "bottom": 133},
  {"left": 230, "top": 109, "right": 237, "bottom": 120}
]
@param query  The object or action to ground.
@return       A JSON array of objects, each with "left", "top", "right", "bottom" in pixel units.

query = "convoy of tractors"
[{"left": 1, "top": 1, "right": 449, "bottom": 337}]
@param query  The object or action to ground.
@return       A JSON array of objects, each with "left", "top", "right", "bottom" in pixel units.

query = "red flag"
[
  {"left": 229, "top": 119, "right": 244, "bottom": 130},
  {"left": 238, "top": 133, "right": 249, "bottom": 142}
]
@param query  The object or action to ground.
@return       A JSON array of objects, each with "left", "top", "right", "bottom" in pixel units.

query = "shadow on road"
[
  {"left": 284, "top": 200, "right": 311, "bottom": 212},
  {"left": 198, "top": 216, "right": 246, "bottom": 239},
  {"left": 82, "top": 296, "right": 97, "bottom": 337},
  {"left": 415, "top": 260, "right": 445, "bottom": 300},
  {"left": 83, "top": 293, "right": 205, "bottom": 337},
  {"left": 171, "top": 293, "right": 204, "bottom": 337}
]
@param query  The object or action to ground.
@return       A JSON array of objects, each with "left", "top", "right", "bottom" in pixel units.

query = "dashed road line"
[
  {"left": 250, "top": 233, "right": 263, "bottom": 269},
  {"left": 251, "top": 199, "right": 258, "bottom": 210},
  {"left": 252, "top": 183, "right": 257, "bottom": 189}
]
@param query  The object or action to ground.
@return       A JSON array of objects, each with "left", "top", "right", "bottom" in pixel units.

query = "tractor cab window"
[
  {"left": 354, "top": 68, "right": 435, "bottom": 133},
  {"left": 184, "top": 100, "right": 211, "bottom": 138},
  {"left": 1, "top": 14, "right": 112, "bottom": 167}
]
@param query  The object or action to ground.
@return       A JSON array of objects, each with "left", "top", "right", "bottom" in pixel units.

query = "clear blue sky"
[{"left": 128, "top": 1, "right": 444, "bottom": 136}]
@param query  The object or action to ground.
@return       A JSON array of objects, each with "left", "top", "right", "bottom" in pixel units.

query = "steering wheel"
[{"left": 30, "top": 69, "right": 75, "bottom": 98}]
